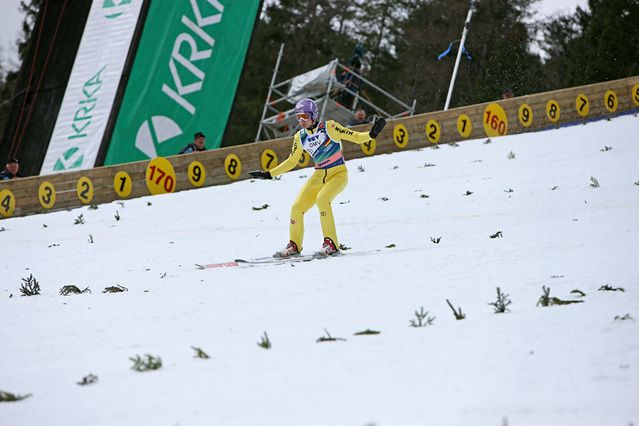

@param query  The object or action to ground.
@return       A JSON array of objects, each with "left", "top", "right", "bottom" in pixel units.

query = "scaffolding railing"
[{"left": 255, "top": 45, "right": 416, "bottom": 142}]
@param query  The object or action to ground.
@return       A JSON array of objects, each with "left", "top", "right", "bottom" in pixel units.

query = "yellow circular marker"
[
  {"left": 604, "top": 90, "right": 618, "bottom": 113},
  {"left": 0, "top": 189, "right": 16, "bottom": 217},
  {"left": 576, "top": 94, "right": 590, "bottom": 117},
  {"left": 298, "top": 150, "right": 310, "bottom": 168},
  {"left": 224, "top": 154, "right": 241, "bottom": 179},
  {"left": 457, "top": 114, "right": 472, "bottom": 137},
  {"left": 519, "top": 104, "right": 533, "bottom": 127},
  {"left": 633, "top": 84, "right": 639, "bottom": 107},
  {"left": 546, "top": 99, "right": 560, "bottom": 123},
  {"left": 39, "top": 181, "right": 56, "bottom": 209},
  {"left": 76, "top": 177, "right": 94, "bottom": 204},
  {"left": 261, "top": 149, "right": 278, "bottom": 171},
  {"left": 483, "top": 103, "right": 508, "bottom": 137},
  {"left": 188, "top": 161, "right": 206, "bottom": 187},
  {"left": 146, "top": 157, "right": 176, "bottom": 195},
  {"left": 114, "top": 171, "right": 132, "bottom": 198},
  {"left": 362, "top": 138, "right": 376, "bottom": 156},
  {"left": 426, "top": 120, "right": 441, "bottom": 144},
  {"left": 393, "top": 124, "right": 409, "bottom": 148}
]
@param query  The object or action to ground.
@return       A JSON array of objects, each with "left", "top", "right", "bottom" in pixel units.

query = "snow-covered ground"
[{"left": 1, "top": 114, "right": 638, "bottom": 426}]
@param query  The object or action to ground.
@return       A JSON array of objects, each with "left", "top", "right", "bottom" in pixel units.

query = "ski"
[
  {"left": 196, "top": 252, "right": 344, "bottom": 269},
  {"left": 235, "top": 254, "right": 318, "bottom": 265}
]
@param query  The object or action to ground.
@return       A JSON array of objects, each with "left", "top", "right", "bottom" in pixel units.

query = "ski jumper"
[{"left": 269, "top": 120, "right": 372, "bottom": 250}]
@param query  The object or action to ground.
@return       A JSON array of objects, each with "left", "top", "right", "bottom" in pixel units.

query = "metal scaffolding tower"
[{"left": 255, "top": 45, "right": 416, "bottom": 142}]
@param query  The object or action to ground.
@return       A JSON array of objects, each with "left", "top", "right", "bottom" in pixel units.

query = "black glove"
[
  {"left": 369, "top": 117, "right": 387, "bottom": 139},
  {"left": 249, "top": 170, "right": 272, "bottom": 180}
]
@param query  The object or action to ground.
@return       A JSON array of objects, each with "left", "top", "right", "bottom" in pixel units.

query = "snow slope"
[{"left": 1, "top": 114, "right": 638, "bottom": 426}]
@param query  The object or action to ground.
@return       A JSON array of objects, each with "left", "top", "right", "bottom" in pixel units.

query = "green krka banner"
[{"left": 104, "top": 0, "right": 260, "bottom": 165}]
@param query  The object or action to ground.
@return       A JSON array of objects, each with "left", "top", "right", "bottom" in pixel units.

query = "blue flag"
[{"left": 438, "top": 41, "right": 472, "bottom": 61}]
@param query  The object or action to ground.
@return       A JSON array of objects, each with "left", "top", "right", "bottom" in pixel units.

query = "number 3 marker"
[
  {"left": 39, "top": 182, "right": 56, "bottom": 209},
  {"left": 393, "top": 124, "right": 409, "bottom": 148}
]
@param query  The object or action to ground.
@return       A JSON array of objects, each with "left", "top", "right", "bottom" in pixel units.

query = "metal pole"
[
  {"left": 255, "top": 43, "right": 285, "bottom": 142},
  {"left": 444, "top": 1, "right": 475, "bottom": 111},
  {"left": 319, "top": 59, "right": 338, "bottom": 122}
]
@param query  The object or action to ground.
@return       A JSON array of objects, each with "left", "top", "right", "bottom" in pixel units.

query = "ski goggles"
[{"left": 296, "top": 113, "right": 311, "bottom": 121}]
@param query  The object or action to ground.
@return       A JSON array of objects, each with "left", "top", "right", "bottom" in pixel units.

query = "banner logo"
[
  {"left": 103, "top": 0, "right": 132, "bottom": 19},
  {"left": 161, "top": 1, "right": 224, "bottom": 115},
  {"left": 54, "top": 147, "right": 85, "bottom": 171},
  {"left": 135, "top": 116, "right": 183, "bottom": 159}
]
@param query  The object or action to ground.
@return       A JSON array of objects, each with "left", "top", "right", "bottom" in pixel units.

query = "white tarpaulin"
[
  {"left": 40, "top": 0, "right": 143, "bottom": 175},
  {"left": 286, "top": 61, "right": 337, "bottom": 103}
]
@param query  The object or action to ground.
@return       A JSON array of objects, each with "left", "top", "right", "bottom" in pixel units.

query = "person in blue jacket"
[{"left": 179, "top": 132, "right": 207, "bottom": 154}]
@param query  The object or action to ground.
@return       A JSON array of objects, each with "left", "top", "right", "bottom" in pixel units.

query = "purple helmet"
[{"left": 295, "top": 98, "right": 319, "bottom": 121}]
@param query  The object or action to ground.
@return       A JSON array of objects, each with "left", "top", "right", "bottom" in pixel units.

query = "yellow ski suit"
[{"left": 269, "top": 120, "right": 373, "bottom": 250}]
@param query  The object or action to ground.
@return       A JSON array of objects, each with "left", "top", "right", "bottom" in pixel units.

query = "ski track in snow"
[{"left": 1, "top": 115, "right": 638, "bottom": 426}]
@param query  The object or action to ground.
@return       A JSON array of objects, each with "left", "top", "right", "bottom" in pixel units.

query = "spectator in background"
[
  {"left": 347, "top": 109, "right": 372, "bottom": 127},
  {"left": 0, "top": 158, "right": 24, "bottom": 180},
  {"left": 502, "top": 89, "right": 514, "bottom": 99},
  {"left": 179, "top": 132, "right": 207, "bottom": 154},
  {"left": 337, "top": 66, "right": 365, "bottom": 110}
]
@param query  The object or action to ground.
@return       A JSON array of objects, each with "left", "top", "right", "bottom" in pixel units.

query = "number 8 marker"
[{"left": 225, "top": 154, "right": 242, "bottom": 179}]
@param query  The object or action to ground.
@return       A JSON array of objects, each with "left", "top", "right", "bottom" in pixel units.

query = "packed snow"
[{"left": 1, "top": 114, "right": 638, "bottom": 426}]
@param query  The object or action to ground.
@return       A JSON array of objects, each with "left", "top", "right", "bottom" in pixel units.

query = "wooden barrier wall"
[{"left": 1, "top": 75, "right": 638, "bottom": 219}]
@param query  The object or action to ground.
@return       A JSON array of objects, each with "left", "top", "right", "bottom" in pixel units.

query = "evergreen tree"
[
  {"left": 0, "top": 0, "right": 42, "bottom": 142},
  {"left": 543, "top": 0, "right": 639, "bottom": 87},
  {"left": 224, "top": 0, "right": 358, "bottom": 146},
  {"left": 389, "top": 0, "right": 544, "bottom": 112}
]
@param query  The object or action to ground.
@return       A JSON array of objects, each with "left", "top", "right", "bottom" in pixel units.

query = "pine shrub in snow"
[
  {"left": 446, "top": 299, "right": 466, "bottom": 320},
  {"left": 488, "top": 287, "right": 512, "bottom": 313},
  {"left": 316, "top": 328, "right": 346, "bottom": 342},
  {"left": 130, "top": 354, "right": 162, "bottom": 372},
  {"left": 536, "top": 286, "right": 584, "bottom": 307},
  {"left": 257, "top": 332, "right": 271, "bottom": 349},
  {"left": 19, "top": 274, "right": 41, "bottom": 296},
  {"left": 192, "top": 346, "right": 210, "bottom": 359},
  {"left": 410, "top": 307, "right": 435, "bottom": 327},
  {"left": 103, "top": 285, "right": 128, "bottom": 293},
  {"left": 77, "top": 374, "right": 98, "bottom": 386},
  {"left": 59, "top": 285, "right": 90, "bottom": 296},
  {"left": 0, "top": 391, "right": 32, "bottom": 402}
]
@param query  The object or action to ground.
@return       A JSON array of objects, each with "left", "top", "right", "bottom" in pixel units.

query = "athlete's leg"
[
  {"left": 316, "top": 166, "right": 348, "bottom": 247},
  {"left": 289, "top": 171, "right": 323, "bottom": 249}
]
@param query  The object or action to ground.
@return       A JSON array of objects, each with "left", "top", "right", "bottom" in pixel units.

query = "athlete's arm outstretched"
[
  {"left": 269, "top": 133, "right": 304, "bottom": 177},
  {"left": 326, "top": 117, "right": 386, "bottom": 144},
  {"left": 325, "top": 120, "right": 372, "bottom": 145},
  {"left": 248, "top": 132, "right": 303, "bottom": 180}
]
